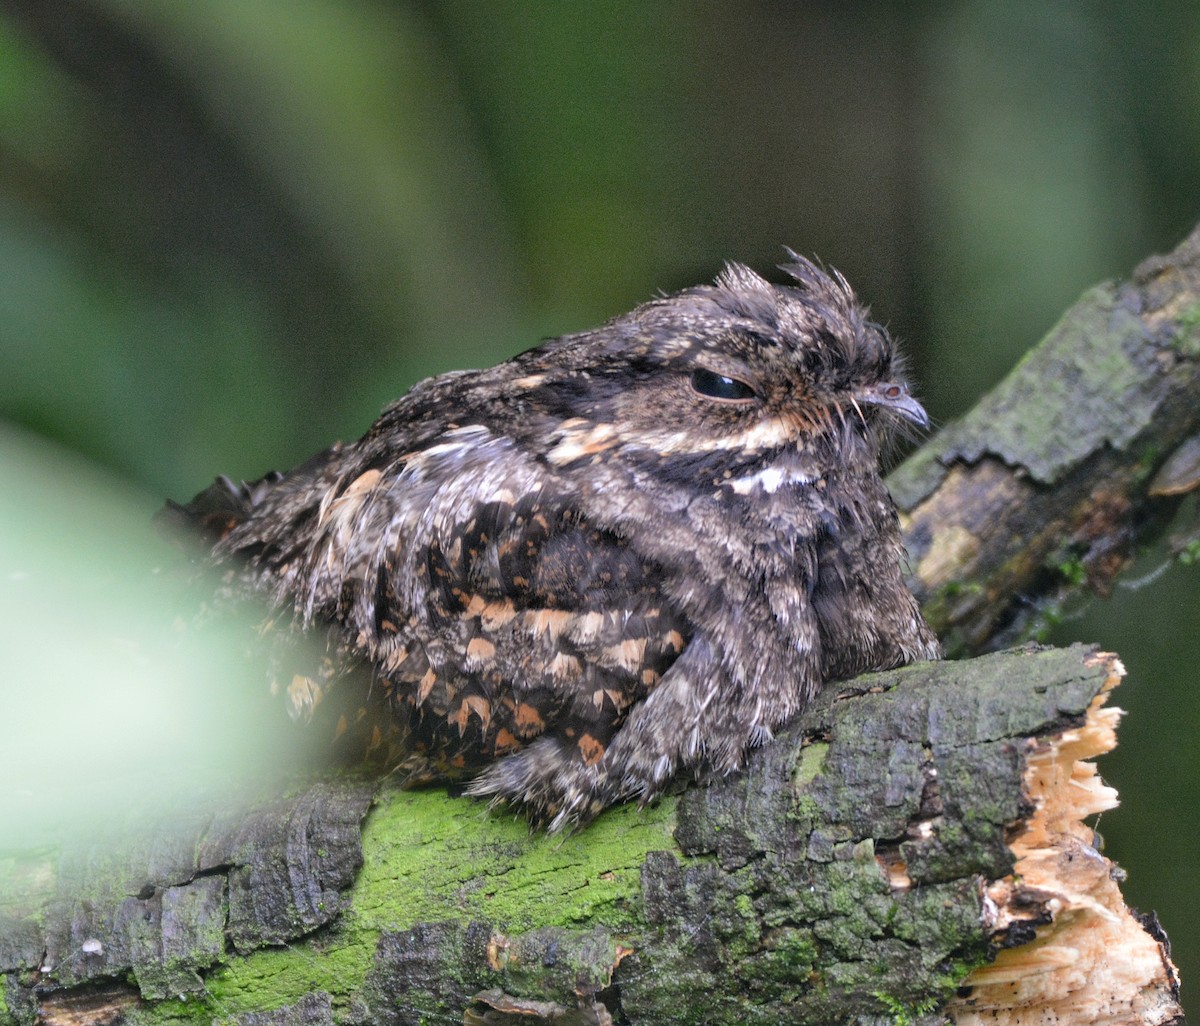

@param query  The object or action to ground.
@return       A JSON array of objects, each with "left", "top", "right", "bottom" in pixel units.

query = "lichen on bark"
[{"left": 6, "top": 644, "right": 1177, "bottom": 1026}]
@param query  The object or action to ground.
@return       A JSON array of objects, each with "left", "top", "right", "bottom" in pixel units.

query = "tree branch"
[
  {"left": 6, "top": 227, "right": 1200, "bottom": 1026},
  {"left": 892, "top": 224, "right": 1200, "bottom": 654}
]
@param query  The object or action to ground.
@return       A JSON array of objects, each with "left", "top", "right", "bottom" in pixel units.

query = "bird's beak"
[{"left": 855, "top": 381, "right": 930, "bottom": 430}]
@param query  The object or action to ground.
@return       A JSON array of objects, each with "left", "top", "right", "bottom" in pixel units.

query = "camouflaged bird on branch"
[{"left": 167, "top": 254, "right": 940, "bottom": 830}]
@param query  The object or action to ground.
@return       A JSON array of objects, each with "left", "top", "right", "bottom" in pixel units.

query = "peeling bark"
[
  {"left": 950, "top": 653, "right": 1179, "bottom": 1025},
  {"left": 892, "top": 223, "right": 1200, "bottom": 655},
  {"left": 0, "top": 647, "right": 1182, "bottom": 1025}
]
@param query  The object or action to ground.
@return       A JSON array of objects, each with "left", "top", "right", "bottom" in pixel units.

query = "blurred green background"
[{"left": 0, "top": 0, "right": 1197, "bottom": 1001}]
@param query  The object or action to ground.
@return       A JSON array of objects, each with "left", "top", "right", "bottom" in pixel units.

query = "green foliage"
[
  {"left": 873, "top": 989, "right": 942, "bottom": 1026},
  {"left": 1057, "top": 553, "right": 1088, "bottom": 587},
  {"left": 1179, "top": 537, "right": 1200, "bottom": 566}
]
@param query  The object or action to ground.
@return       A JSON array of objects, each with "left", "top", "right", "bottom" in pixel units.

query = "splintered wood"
[{"left": 950, "top": 653, "right": 1182, "bottom": 1026}]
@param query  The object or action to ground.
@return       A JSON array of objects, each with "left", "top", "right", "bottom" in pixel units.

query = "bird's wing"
[
  {"left": 396, "top": 489, "right": 692, "bottom": 783},
  {"left": 216, "top": 426, "right": 693, "bottom": 782}
]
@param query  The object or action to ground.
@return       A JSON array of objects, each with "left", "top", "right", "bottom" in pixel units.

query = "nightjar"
[{"left": 167, "top": 255, "right": 940, "bottom": 829}]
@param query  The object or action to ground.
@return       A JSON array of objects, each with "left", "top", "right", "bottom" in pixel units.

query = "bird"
[{"left": 165, "top": 253, "right": 940, "bottom": 830}]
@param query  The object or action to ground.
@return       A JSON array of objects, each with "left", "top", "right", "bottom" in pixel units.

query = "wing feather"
[{"left": 216, "top": 426, "right": 693, "bottom": 782}]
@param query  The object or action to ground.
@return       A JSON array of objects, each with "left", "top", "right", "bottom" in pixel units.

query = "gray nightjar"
[{"left": 167, "top": 254, "right": 940, "bottom": 829}]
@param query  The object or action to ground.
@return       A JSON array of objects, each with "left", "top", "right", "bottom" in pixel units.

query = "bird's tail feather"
[{"left": 158, "top": 471, "right": 285, "bottom": 546}]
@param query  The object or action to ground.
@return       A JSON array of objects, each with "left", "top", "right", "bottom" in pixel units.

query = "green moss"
[
  {"left": 867, "top": 948, "right": 986, "bottom": 1026},
  {"left": 942, "top": 952, "right": 991, "bottom": 988},
  {"left": 719, "top": 889, "right": 762, "bottom": 956},
  {"left": 196, "top": 934, "right": 375, "bottom": 1021},
  {"left": 125, "top": 996, "right": 222, "bottom": 1025},
  {"left": 1055, "top": 553, "right": 1087, "bottom": 586},
  {"left": 873, "top": 990, "right": 941, "bottom": 1026},
  {"left": 760, "top": 927, "right": 818, "bottom": 977},
  {"left": 144, "top": 780, "right": 675, "bottom": 1023},
  {"left": 108, "top": 786, "right": 678, "bottom": 1024},
  {"left": 792, "top": 741, "right": 828, "bottom": 787},
  {"left": 351, "top": 787, "right": 677, "bottom": 934},
  {"left": 1172, "top": 302, "right": 1200, "bottom": 357}
]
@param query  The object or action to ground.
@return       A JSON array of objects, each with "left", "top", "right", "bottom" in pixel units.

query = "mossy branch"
[
  {"left": 1, "top": 647, "right": 1179, "bottom": 1026},
  {"left": 891, "top": 223, "right": 1200, "bottom": 655},
  {"left": 6, "top": 227, "right": 1200, "bottom": 1025}
]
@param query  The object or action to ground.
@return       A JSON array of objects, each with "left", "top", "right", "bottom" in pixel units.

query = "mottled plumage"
[{"left": 167, "top": 255, "right": 940, "bottom": 829}]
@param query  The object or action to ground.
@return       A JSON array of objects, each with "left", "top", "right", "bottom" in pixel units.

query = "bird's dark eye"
[{"left": 691, "top": 368, "right": 756, "bottom": 401}]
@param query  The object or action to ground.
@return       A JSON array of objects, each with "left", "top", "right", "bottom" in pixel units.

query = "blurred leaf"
[{"left": 0, "top": 424, "right": 311, "bottom": 848}]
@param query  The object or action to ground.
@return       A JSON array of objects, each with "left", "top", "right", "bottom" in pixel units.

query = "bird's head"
[{"left": 501, "top": 254, "right": 927, "bottom": 487}]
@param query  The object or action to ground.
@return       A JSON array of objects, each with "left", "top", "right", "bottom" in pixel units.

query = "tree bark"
[
  {"left": 891, "top": 223, "right": 1200, "bottom": 655},
  {"left": 6, "top": 226, "right": 1200, "bottom": 1026}
]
